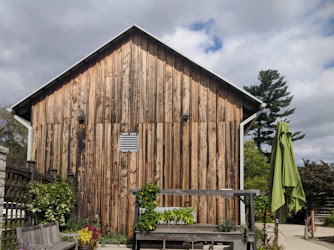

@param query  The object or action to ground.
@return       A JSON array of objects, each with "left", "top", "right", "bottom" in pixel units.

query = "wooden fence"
[
  {"left": 315, "top": 197, "right": 334, "bottom": 220},
  {"left": 2, "top": 161, "right": 55, "bottom": 249}
]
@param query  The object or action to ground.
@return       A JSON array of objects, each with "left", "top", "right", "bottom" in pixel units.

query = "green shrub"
[
  {"left": 100, "top": 230, "right": 131, "bottom": 245},
  {"left": 134, "top": 183, "right": 160, "bottom": 231},
  {"left": 254, "top": 195, "right": 274, "bottom": 223},
  {"left": 25, "top": 176, "right": 76, "bottom": 227},
  {"left": 63, "top": 218, "right": 99, "bottom": 233},
  {"left": 217, "top": 219, "right": 236, "bottom": 232},
  {"left": 323, "top": 211, "right": 334, "bottom": 226},
  {"left": 160, "top": 207, "right": 195, "bottom": 225},
  {"left": 256, "top": 226, "right": 265, "bottom": 243}
]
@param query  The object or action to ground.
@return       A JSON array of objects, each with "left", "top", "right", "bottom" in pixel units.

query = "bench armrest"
[{"left": 59, "top": 232, "right": 80, "bottom": 250}]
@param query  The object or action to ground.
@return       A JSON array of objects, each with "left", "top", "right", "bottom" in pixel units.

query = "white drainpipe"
[
  {"left": 7, "top": 108, "right": 33, "bottom": 161},
  {"left": 240, "top": 103, "right": 266, "bottom": 225}
]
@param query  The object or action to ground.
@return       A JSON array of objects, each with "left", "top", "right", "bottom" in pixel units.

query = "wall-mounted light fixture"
[
  {"left": 79, "top": 114, "right": 85, "bottom": 124},
  {"left": 183, "top": 113, "right": 190, "bottom": 121}
]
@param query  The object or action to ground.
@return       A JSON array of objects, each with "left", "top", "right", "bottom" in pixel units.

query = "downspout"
[
  {"left": 7, "top": 108, "right": 33, "bottom": 161},
  {"left": 240, "top": 103, "right": 266, "bottom": 225}
]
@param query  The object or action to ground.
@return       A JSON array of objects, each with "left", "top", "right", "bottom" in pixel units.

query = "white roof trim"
[{"left": 11, "top": 24, "right": 262, "bottom": 112}]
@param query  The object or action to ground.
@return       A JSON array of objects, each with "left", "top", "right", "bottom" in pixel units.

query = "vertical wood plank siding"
[{"left": 30, "top": 32, "right": 243, "bottom": 236}]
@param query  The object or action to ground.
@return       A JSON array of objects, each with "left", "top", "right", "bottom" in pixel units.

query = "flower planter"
[{"left": 78, "top": 245, "right": 93, "bottom": 250}]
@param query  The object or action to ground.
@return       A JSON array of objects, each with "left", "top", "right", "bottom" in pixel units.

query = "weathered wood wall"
[{"left": 31, "top": 30, "right": 243, "bottom": 236}]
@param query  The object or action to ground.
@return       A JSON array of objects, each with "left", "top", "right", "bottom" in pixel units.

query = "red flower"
[{"left": 84, "top": 225, "right": 101, "bottom": 241}]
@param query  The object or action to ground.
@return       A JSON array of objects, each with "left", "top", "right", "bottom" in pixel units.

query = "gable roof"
[{"left": 10, "top": 24, "right": 264, "bottom": 120}]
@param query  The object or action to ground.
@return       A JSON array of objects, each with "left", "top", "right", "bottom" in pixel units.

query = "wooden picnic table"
[{"left": 129, "top": 189, "right": 260, "bottom": 250}]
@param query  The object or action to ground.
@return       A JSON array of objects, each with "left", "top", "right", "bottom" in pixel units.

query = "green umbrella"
[{"left": 269, "top": 121, "right": 306, "bottom": 213}]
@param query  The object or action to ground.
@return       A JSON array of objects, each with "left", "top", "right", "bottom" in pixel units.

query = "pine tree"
[{"left": 244, "top": 69, "right": 305, "bottom": 152}]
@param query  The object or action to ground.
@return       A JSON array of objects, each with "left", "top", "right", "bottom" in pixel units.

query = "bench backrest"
[{"left": 17, "top": 222, "right": 61, "bottom": 246}]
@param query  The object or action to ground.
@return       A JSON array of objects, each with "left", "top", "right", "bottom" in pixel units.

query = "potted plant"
[
  {"left": 134, "top": 183, "right": 161, "bottom": 231},
  {"left": 216, "top": 219, "right": 236, "bottom": 232},
  {"left": 77, "top": 225, "right": 101, "bottom": 250}
]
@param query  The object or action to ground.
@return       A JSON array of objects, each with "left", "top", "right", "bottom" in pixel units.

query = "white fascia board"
[{"left": 11, "top": 24, "right": 263, "bottom": 112}]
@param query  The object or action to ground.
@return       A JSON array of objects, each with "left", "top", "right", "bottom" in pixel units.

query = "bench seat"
[
  {"left": 135, "top": 224, "right": 254, "bottom": 250},
  {"left": 27, "top": 241, "right": 76, "bottom": 250},
  {"left": 16, "top": 221, "right": 79, "bottom": 250}
]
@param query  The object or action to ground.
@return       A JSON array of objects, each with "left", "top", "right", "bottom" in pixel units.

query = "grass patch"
[{"left": 322, "top": 211, "right": 334, "bottom": 226}]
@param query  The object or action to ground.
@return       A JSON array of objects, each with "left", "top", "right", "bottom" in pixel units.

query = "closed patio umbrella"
[{"left": 269, "top": 121, "right": 306, "bottom": 213}]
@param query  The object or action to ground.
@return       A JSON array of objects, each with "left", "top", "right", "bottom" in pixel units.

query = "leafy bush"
[
  {"left": 134, "top": 183, "right": 195, "bottom": 231},
  {"left": 323, "top": 211, "right": 334, "bottom": 226},
  {"left": 299, "top": 160, "right": 334, "bottom": 210},
  {"left": 134, "top": 210, "right": 161, "bottom": 231},
  {"left": 256, "top": 226, "right": 265, "bottom": 243},
  {"left": 254, "top": 195, "right": 274, "bottom": 223},
  {"left": 244, "top": 140, "right": 270, "bottom": 192},
  {"left": 25, "top": 176, "right": 76, "bottom": 227},
  {"left": 62, "top": 218, "right": 101, "bottom": 233},
  {"left": 217, "top": 219, "right": 236, "bottom": 232},
  {"left": 100, "top": 230, "right": 131, "bottom": 245},
  {"left": 134, "top": 183, "right": 160, "bottom": 231},
  {"left": 160, "top": 207, "right": 194, "bottom": 225}
]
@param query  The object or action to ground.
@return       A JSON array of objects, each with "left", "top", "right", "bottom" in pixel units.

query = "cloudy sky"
[{"left": 0, "top": 0, "right": 333, "bottom": 165}]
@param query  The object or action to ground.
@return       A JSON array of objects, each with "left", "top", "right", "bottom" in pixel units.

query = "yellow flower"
[
  {"left": 149, "top": 189, "right": 152, "bottom": 192},
  {"left": 149, "top": 225, "right": 152, "bottom": 230},
  {"left": 76, "top": 228, "right": 93, "bottom": 246},
  {"left": 153, "top": 201, "right": 157, "bottom": 205},
  {"left": 145, "top": 197, "right": 148, "bottom": 200},
  {"left": 141, "top": 192, "right": 144, "bottom": 195}
]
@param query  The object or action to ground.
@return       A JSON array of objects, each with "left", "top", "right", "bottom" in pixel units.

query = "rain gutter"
[
  {"left": 240, "top": 102, "right": 266, "bottom": 225},
  {"left": 7, "top": 108, "right": 33, "bottom": 161}
]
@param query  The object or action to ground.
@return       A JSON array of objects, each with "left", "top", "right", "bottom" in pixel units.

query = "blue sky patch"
[
  {"left": 324, "top": 18, "right": 334, "bottom": 36},
  {"left": 324, "top": 60, "right": 334, "bottom": 69},
  {"left": 189, "top": 19, "right": 223, "bottom": 53},
  {"left": 190, "top": 19, "right": 215, "bottom": 33},
  {"left": 204, "top": 35, "right": 223, "bottom": 53}
]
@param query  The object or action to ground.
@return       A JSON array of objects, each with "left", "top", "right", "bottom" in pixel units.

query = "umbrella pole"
[{"left": 274, "top": 209, "right": 279, "bottom": 247}]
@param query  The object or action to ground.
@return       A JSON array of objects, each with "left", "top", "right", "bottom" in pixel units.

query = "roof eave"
[{"left": 11, "top": 24, "right": 263, "bottom": 117}]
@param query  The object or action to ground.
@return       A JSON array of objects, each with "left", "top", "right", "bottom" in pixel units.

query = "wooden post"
[
  {"left": 311, "top": 210, "right": 315, "bottom": 238},
  {"left": 50, "top": 168, "right": 58, "bottom": 180}
]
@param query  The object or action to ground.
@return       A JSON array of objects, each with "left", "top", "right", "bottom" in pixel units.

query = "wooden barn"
[{"left": 10, "top": 25, "right": 264, "bottom": 236}]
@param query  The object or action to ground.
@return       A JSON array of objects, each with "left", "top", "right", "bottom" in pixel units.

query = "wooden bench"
[
  {"left": 136, "top": 224, "right": 254, "bottom": 250},
  {"left": 16, "top": 221, "right": 80, "bottom": 250},
  {"left": 130, "top": 189, "right": 260, "bottom": 250}
]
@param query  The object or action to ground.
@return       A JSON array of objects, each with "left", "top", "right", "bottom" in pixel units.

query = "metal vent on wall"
[{"left": 120, "top": 133, "right": 139, "bottom": 152}]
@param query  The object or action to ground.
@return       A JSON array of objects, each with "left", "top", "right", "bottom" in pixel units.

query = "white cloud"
[{"left": 0, "top": 0, "right": 333, "bottom": 164}]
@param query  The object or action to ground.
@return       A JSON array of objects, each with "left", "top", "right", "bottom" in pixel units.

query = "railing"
[
  {"left": 315, "top": 197, "right": 334, "bottom": 219},
  {"left": 2, "top": 161, "right": 55, "bottom": 249}
]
